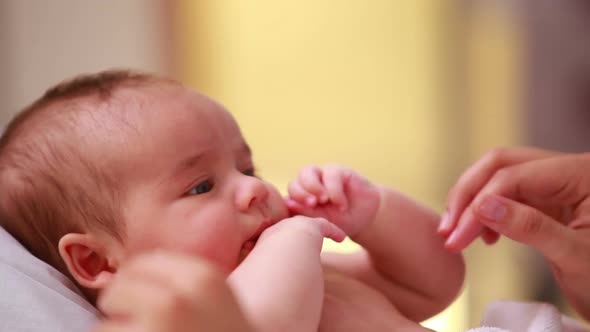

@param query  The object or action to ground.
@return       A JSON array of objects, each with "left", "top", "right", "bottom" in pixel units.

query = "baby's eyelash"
[
  {"left": 243, "top": 168, "right": 256, "bottom": 177},
  {"left": 186, "top": 179, "right": 214, "bottom": 195}
]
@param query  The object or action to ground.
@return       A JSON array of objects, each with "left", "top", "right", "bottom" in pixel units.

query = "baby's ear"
[{"left": 58, "top": 233, "right": 119, "bottom": 290}]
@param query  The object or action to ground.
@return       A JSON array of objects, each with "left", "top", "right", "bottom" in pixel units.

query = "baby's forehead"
[
  {"left": 105, "top": 84, "right": 247, "bottom": 162},
  {"left": 30, "top": 84, "right": 240, "bottom": 155},
  {"left": 131, "top": 87, "right": 239, "bottom": 134},
  {"left": 114, "top": 84, "right": 226, "bottom": 120}
]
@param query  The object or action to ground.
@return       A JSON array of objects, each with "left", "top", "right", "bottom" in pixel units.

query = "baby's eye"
[
  {"left": 242, "top": 168, "right": 256, "bottom": 177},
  {"left": 187, "top": 179, "right": 214, "bottom": 195}
]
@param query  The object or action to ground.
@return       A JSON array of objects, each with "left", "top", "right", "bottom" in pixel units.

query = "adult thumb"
[{"left": 474, "top": 194, "right": 576, "bottom": 264}]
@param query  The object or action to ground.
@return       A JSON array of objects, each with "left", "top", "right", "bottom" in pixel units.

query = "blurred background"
[{"left": 1, "top": 0, "right": 589, "bottom": 330}]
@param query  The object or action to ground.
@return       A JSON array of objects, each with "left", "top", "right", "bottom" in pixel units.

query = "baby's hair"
[{"left": 0, "top": 69, "right": 174, "bottom": 276}]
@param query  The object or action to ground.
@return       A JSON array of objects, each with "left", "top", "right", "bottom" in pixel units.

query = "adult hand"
[
  {"left": 93, "top": 251, "right": 254, "bottom": 332},
  {"left": 439, "top": 147, "right": 590, "bottom": 319},
  {"left": 439, "top": 147, "right": 562, "bottom": 247}
]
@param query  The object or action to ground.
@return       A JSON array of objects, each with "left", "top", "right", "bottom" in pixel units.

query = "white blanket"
[
  {"left": 0, "top": 227, "right": 99, "bottom": 331},
  {"left": 1, "top": 226, "right": 588, "bottom": 332},
  {"left": 468, "top": 300, "right": 589, "bottom": 332}
]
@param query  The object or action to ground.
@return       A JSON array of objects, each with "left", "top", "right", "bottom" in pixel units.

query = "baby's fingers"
[
  {"left": 299, "top": 166, "right": 329, "bottom": 204},
  {"left": 285, "top": 198, "right": 329, "bottom": 220},
  {"left": 311, "top": 217, "right": 346, "bottom": 242},
  {"left": 288, "top": 179, "right": 317, "bottom": 207},
  {"left": 322, "top": 165, "right": 349, "bottom": 210}
]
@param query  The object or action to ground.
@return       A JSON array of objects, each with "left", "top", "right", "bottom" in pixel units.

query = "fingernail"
[
  {"left": 306, "top": 196, "right": 317, "bottom": 207},
  {"left": 444, "top": 232, "right": 459, "bottom": 252},
  {"left": 319, "top": 194, "right": 329, "bottom": 204},
  {"left": 478, "top": 196, "right": 507, "bottom": 222},
  {"left": 438, "top": 211, "right": 450, "bottom": 233}
]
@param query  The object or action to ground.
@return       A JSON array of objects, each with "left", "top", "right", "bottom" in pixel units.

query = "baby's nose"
[{"left": 235, "top": 175, "right": 269, "bottom": 212}]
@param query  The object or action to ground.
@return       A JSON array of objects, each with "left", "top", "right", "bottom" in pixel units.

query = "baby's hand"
[
  {"left": 286, "top": 164, "right": 380, "bottom": 237},
  {"left": 258, "top": 215, "right": 346, "bottom": 249},
  {"left": 94, "top": 252, "right": 253, "bottom": 332}
]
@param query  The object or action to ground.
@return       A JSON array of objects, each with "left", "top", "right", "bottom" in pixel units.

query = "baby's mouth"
[
  {"left": 242, "top": 235, "right": 259, "bottom": 251},
  {"left": 240, "top": 220, "right": 273, "bottom": 255},
  {"left": 238, "top": 234, "right": 259, "bottom": 264}
]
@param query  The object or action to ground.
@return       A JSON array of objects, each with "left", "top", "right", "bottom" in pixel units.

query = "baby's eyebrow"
[
  {"left": 173, "top": 153, "right": 204, "bottom": 175},
  {"left": 157, "top": 152, "right": 205, "bottom": 188}
]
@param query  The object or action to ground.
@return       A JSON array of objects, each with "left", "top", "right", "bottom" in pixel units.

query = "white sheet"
[
  {"left": 468, "top": 300, "right": 588, "bottom": 332},
  {"left": 2, "top": 226, "right": 588, "bottom": 332},
  {"left": 0, "top": 227, "right": 99, "bottom": 331}
]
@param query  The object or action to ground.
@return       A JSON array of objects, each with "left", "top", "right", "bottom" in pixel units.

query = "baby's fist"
[{"left": 286, "top": 164, "right": 380, "bottom": 236}]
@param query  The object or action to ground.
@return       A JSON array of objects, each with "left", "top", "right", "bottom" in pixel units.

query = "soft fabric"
[
  {"left": 468, "top": 300, "right": 589, "bottom": 332},
  {"left": 2, "top": 226, "right": 589, "bottom": 332},
  {"left": 467, "top": 328, "right": 509, "bottom": 332},
  {"left": 0, "top": 227, "right": 99, "bottom": 331}
]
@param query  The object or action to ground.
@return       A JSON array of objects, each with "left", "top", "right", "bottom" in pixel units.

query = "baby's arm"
[
  {"left": 227, "top": 215, "right": 345, "bottom": 332},
  {"left": 287, "top": 165, "right": 465, "bottom": 322},
  {"left": 327, "top": 186, "right": 465, "bottom": 321}
]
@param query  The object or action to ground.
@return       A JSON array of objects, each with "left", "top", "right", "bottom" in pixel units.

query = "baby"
[{"left": 0, "top": 70, "right": 465, "bottom": 332}]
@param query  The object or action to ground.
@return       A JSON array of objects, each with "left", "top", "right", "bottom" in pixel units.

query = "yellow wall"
[
  {"left": 462, "top": 2, "right": 526, "bottom": 327},
  {"left": 173, "top": 1, "right": 528, "bottom": 330},
  {"left": 176, "top": 1, "right": 455, "bottom": 205},
  {"left": 465, "top": 3, "right": 523, "bottom": 156}
]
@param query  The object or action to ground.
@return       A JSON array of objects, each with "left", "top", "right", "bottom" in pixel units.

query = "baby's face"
[{"left": 116, "top": 85, "right": 288, "bottom": 273}]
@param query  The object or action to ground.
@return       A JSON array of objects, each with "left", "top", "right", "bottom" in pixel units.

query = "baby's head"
[{"left": 0, "top": 70, "right": 288, "bottom": 301}]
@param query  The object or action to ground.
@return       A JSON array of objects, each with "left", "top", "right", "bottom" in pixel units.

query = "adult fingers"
[
  {"left": 444, "top": 209, "right": 484, "bottom": 252},
  {"left": 439, "top": 147, "right": 560, "bottom": 236},
  {"left": 446, "top": 154, "right": 589, "bottom": 250},
  {"left": 472, "top": 154, "right": 590, "bottom": 214},
  {"left": 474, "top": 194, "right": 579, "bottom": 265},
  {"left": 481, "top": 228, "right": 500, "bottom": 245}
]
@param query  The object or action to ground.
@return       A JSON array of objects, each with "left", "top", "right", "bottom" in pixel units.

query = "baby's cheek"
[
  {"left": 187, "top": 240, "right": 241, "bottom": 274},
  {"left": 179, "top": 218, "right": 241, "bottom": 272}
]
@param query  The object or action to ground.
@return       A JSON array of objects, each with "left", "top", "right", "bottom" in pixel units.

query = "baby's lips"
[
  {"left": 238, "top": 242, "right": 255, "bottom": 264},
  {"left": 242, "top": 240, "right": 256, "bottom": 251},
  {"left": 251, "top": 220, "right": 273, "bottom": 241}
]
